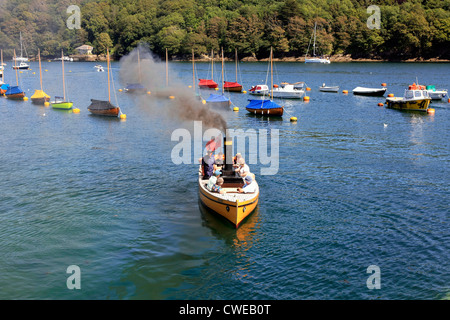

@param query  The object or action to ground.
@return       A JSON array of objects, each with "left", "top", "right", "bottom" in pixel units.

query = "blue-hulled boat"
[
  {"left": 245, "top": 99, "right": 283, "bottom": 116},
  {"left": 125, "top": 83, "right": 146, "bottom": 93},
  {"left": 206, "top": 93, "right": 230, "bottom": 109},
  {"left": 5, "top": 85, "right": 25, "bottom": 99},
  {"left": 245, "top": 47, "right": 283, "bottom": 117}
]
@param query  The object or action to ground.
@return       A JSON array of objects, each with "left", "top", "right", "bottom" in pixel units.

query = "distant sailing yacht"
[
  {"left": 12, "top": 32, "right": 30, "bottom": 70},
  {"left": 51, "top": 50, "right": 73, "bottom": 109},
  {"left": 305, "top": 22, "right": 330, "bottom": 64},
  {"left": 31, "top": 49, "right": 50, "bottom": 105}
]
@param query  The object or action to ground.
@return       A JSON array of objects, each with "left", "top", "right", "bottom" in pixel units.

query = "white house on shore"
[{"left": 75, "top": 45, "right": 93, "bottom": 55}]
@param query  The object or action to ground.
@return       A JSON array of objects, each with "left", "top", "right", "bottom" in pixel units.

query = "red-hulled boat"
[
  {"left": 223, "top": 81, "right": 242, "bottom": 92},
  {"left": 199, "top": 79, "right": 218, "bottom": 89}
]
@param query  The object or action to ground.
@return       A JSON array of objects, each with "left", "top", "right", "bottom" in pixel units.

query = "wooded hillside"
[{"left": 0, "top": 0, "right": 449, "bottom": 60}]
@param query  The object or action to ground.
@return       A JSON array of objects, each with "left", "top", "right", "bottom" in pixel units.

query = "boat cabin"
[{"left": 404, "top": 84, "right": 430, "bottom": 100}]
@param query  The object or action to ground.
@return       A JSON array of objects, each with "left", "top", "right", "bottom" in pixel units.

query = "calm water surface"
[{"left": 0, "top": 60, "right": 448, "bottom": 299}]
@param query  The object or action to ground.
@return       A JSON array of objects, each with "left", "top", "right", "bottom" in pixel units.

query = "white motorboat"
[
  {"left": 319, "top": 83, "right": 339, "bottom": 92},
  {"left": 248, "top": 84, "right": 269, "bottom": 96},
  {"left": 272, "top": 82, "right": 306, "bottom": 99},
  {"left": 425, "top": 85, "right": 447, "bottom": 100}
]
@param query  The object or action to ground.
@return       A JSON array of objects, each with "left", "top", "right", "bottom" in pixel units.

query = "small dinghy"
[{"left": 352, "top": 86, "right": 387, "bottom": 96}]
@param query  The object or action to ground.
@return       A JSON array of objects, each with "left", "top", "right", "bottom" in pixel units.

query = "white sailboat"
[
  {"left": 305, "top": 22, "right": 330, "bottom": 64},
  {"left": 13, "top": 32, "right": 29, "bottom": 63}
]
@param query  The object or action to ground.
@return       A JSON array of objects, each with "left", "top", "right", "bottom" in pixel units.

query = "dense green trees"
[{"left": 0, "top": 0, "right": 448, "bottom": 60}]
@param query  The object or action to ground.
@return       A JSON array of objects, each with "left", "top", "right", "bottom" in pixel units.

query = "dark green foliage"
[{"left": 0, "top": 0, "right": 448, "bottom": 60}]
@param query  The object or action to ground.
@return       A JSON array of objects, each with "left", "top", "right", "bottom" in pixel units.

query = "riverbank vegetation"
[{"left": 0, "top": 0, "right": 449, "bottom": 61}]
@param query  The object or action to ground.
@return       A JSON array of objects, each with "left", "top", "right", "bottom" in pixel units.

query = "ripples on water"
[{"left": 0, "top": 61, "right": 448, "bottom": 299}]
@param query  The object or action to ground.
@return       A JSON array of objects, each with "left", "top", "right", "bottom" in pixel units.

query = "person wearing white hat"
[{"left": 237, "top": 174, "right": 256, "bottom": 193}]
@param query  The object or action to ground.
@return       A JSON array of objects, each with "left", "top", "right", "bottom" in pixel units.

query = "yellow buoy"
[
  {"left": 303, "top": 96, "right": 310, "bottom": 101},
  {"left": 23, "top": 97, "right": 28, "bottom": 101},
  {"left": 202, "top": 100, "right": 206, "bottom": 104},
  {"left": 242, "top": 90, "right": 247, "bottom": 94},
  {"left": 215, "top": 87, "right": 219, "bottom": 91},
  {"left": 233, "top": 107, "right": 239, "bottom": 112},
  {"left": 118, "top": 89, "right": 123, "bottom": 92},
  {"left": 290, "top": 116, "right": 297, "bottom": 122},
  {"left": 306, "top": 87, "right": 311, "bottom": 91},
  {"left": 388, "top": 93, "right": 394, "bottom": 97},
  {"left": 120, "top": 114, "right": 127, "bottom": 119},
  {"left": 343, "top": 90, "right": 348, "bottom": 94},
  {"left": 378, "top": 102, "right": 384, "bottom": 106},
  {"left": 44, "top": 102, "right": 50, "bottom": 107},
  {"left": 45, "top": 69, "right": 48, "bottom": 72},
  {"left": 427, "top": 108, "right": 435, "bottom": 114},
  {"left": 147, "top": 91, "right": 151, "bottom": 95},
  {"left": 20, "top": 71, "right": 23, "bottom": 73},
  {"left": 32, "top": 72, "right": 36, "bottom": 74},
  {"left": 73, "top": 108, "right": 80, "bottom": 113},
  {"left": 169, "top": 96, "right": 175, "bottom": 99},
  {"left": 188, "top": 85, "right": 192, "bottom": 88}
]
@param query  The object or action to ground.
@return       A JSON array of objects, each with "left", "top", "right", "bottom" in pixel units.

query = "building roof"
[{"left": 75, "top": 45, "right": 93, "bottom": 50}]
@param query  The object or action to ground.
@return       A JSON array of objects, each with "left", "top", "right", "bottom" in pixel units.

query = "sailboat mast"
[
  {"left": 313, "top": 22, "right": 317, "bottom": 57},
  {"left": 137, "top": 48, "right": 141, "bottom": 83},
  {"left": 107, "top": 48, "right": 111, "bottom": 102},
  {"left": 270, "top": 47, "right": 273, "bottom": 100},
  {"left": 192, "top": 49, "right": 195, "bottom": 91},
  {"left": 211, "top": 49, "right": 214, "bottom": 81},
  {"left": 62, "top": 50, "right": 66, "bottom": 100},
  {"left": 235, "top": 48, "right": 238, "bottom": 83},
  {"left": 1, "top": 49, "right": 3, "bottom": 83},
  {"left": 20, "top": 32, "right": 23, "bottom": 59},
  {"left": 221, "top": 47, "right": 224, "bottom": 94},
  {"left": 14, "top": 49, "right": 18, "bottom": 86},
  {"left": 166, "top": 48, "right": 168, "bottom": 87},
  {"left": 38, "top": 49, "right": 43, "bottom": 91}
]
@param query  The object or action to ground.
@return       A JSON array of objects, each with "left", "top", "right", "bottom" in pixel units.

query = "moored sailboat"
[
  {"left": 206, "top": 48, "right": 231, "bottom": 109},
  {"left": 305, "top": 22, "right": 330, "bottom": 64},
  {"left": 199, "top": 49, "right": 218, "bottom": 89},
  {"left": 5, "top": 50, "right": 25, "bottom": 100},
  {"left": 51, "top": 50, "right": 73, "bottom": 110},
  {"left": 31, "top": 49, "right": 50, "bottom": 105},
  {"left": 223, "top": 48, "right": 243, "bottom": 92},
  {"left": 88, "top": 48, "right": 121, "bottom": 117},
  {"left": 246, "top": 47, "right": 284, "bottom": 116}
]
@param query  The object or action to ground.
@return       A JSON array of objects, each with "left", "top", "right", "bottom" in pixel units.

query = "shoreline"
[{"left": 27, "top": 53, "right": 450, "bottom": 63}]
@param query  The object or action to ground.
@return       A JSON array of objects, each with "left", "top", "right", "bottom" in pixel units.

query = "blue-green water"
[{"left": 0, "top": 60, "right": 448, "bottom": 300}]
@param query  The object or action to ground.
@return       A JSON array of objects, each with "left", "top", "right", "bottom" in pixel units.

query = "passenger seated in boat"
[
  {"left": 201, "top": 150, "right": 217, "bottom": 179},
  {"left": 237, "top": 174, "right": 256, "bottom": 194},
  {"left": 235, "top": 157, "right": 250, "bottom": 178},
  {"left": 212, "top": 177, "right": 226, "bottom": 195},
  {"left": 206, "top": 170, "right": 222, "bottom": 191},
  {"left": 233, "top": 153, "right": 242, "bottom": 167}
]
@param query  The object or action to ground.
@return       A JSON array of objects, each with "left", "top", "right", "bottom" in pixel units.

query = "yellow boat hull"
[
  {"left": 198, "top": 178, "right": 259, "bottom": 228},
  {"left": 386, "top": 98, "right": 431, "bottom": 112}
]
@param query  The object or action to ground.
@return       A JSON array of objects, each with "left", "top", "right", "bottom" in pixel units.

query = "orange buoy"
[
  {"left": 381, "top": 83, "right": 387, "bottom": 87},
  {"left": 303, "top": 96, "right": 310, "bottom": 101},
  {"left": 378, "top": 102, "right": 384, "bottom": 106},
  {"left": 388, "top": 93, "right": 394, "bottom": 97},
  {"left": 343, "top": 90, "right": 348, "bottom": 94},
  {"left": 306, "top": 87, "right": 311, "bottom": 91},
  {"left": 427, "top": 108, "right": 435, "bottom": 114},
  {"left": 448, "top": 98, "right": 450, "bottom": 103}
]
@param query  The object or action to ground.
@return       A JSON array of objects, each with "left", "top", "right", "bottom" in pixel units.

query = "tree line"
[{"left": 0, "top": 0, "right": 449, "bottom": 61}]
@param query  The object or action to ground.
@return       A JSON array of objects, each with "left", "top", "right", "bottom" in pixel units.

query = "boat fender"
[{"left": 226, "top": 206, "right": 230, "bottom": 212}]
